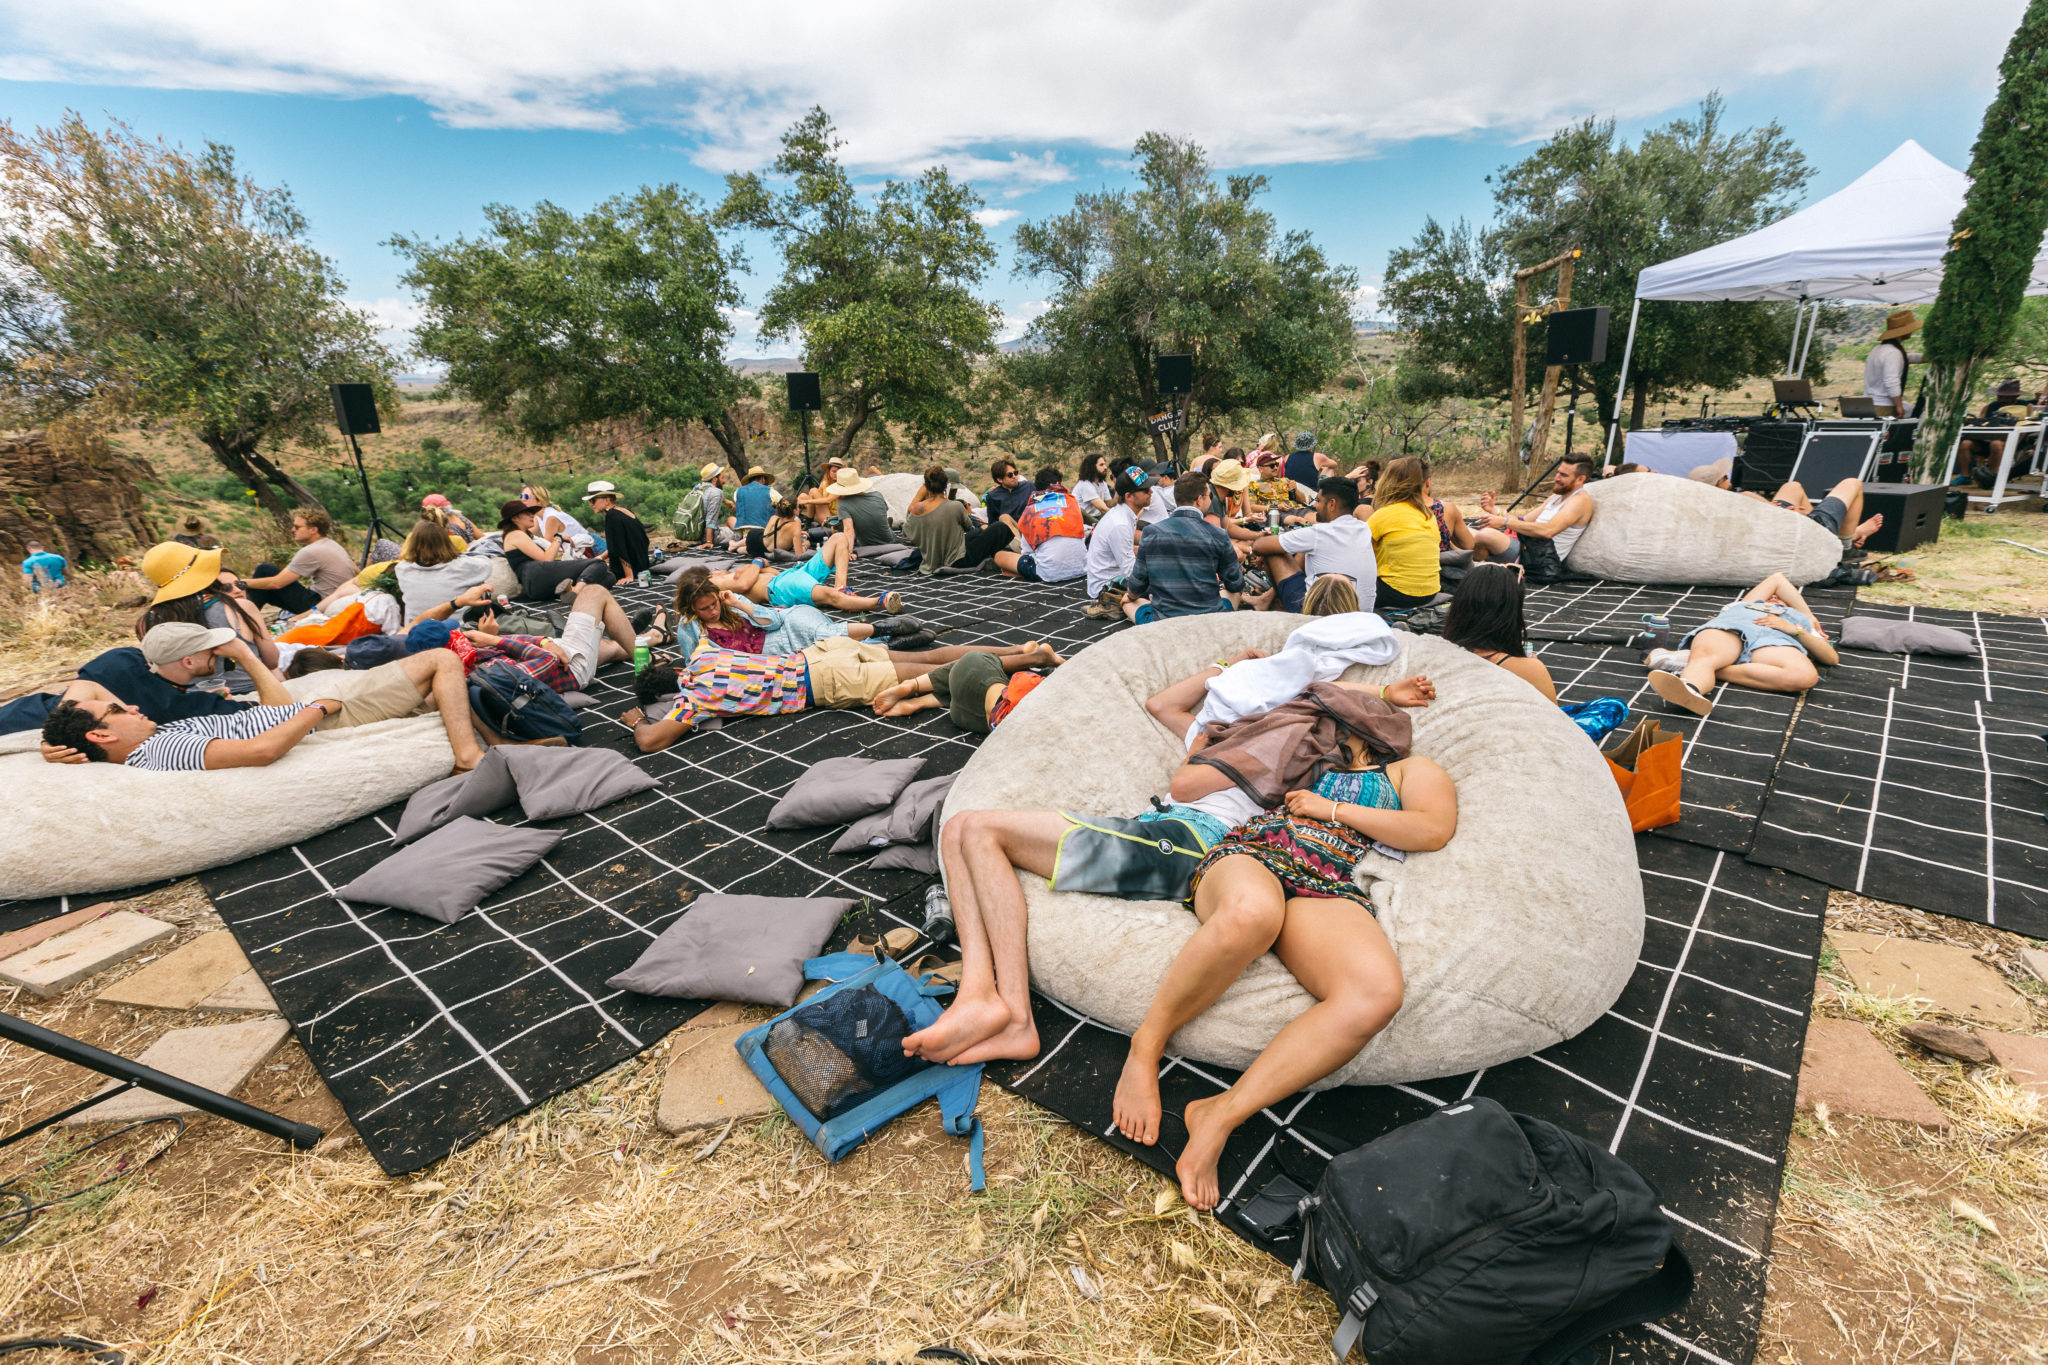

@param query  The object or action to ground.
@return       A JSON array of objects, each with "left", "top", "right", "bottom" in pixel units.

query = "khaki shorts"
[
  {"left": 801, "top": 636, "right": 898, "bottom": 708},
  {"left": 290, "top": 660, "right": 430, "bottom": 730},
  {"left": 557, "top": 611, "right": 606, "bottom": 689}
]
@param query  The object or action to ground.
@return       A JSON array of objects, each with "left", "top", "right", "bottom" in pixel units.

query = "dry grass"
[{"left": 0, "top": 568, "right": 153, "bottom": 696}]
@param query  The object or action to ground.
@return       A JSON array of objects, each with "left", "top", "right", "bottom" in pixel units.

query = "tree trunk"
[
  {"left": 1916, "top": 359, "right": 1978, "bottom": 484},
  {"left": 1629, "top": 378, "right": 1649, "bottom": 434},
  {"left": 199, "top": 435, "right": 299, "bottom": 535},
  {"left": 1504, "top": 278, "right": 1529, "bottom": 494},
  {"left": 823, "top": 399, "right": 876, "bottom": 465},
  {"left": 704, "top": 407, "right": 750, "bottom": 478},
  {"left": 243, "top": 447, "right": 328, "bottom": 519}
]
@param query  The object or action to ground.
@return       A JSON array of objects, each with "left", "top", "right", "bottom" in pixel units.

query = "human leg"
[
  {"left": 1651, "top": 627, "right": 1742, "bottom": 716},
  {"left": 1177, "top": 894, "right": 1402, "bottom": 1209},
  {"left": 1768, "top": 481, "right": 1812, "bottom": 515},
  {"left": 410, "top": 649, "right": 487, "bottom": 771},
  {"left": 903, "top": 808, "right": 1068, "bottom": 1064},
  {"left": 571, "top": 582, "right": 637, "bottom": 658},
  {"left": 887, "top": 642, "right": 1059, "bottom": 672},
  {"left": 245, "top": 566, "right": 321, "bottom": 614},
  {"left": 1112, "top": 855, "right": 1287, "bottom": 1145},
  {"left": 1717, "top": 643, "right": 1819, "bottom": 694},
  {"left": 809, "top": 581, "right": 886, "bottom": 612}
]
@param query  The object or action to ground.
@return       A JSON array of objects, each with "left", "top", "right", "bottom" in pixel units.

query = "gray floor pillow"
[
  {"left": 498, "top": 746, "right": 661, "bottom": 820},
  {"left": 606, "top": 893, "right": 856, "bottom": 1006},
  {"left": 766, "top": 756, "right": 927, "bottom": 831},
  {"left": 337, "top": 816, "right": 564, "bottom": 923},
  {"left": 391, "top": 749, "right": 519, "bottom": 846},
  {"left": 829, "top": 772, "right": 959, "bottom": 854},
  {"left": 1838, "top": 615, "right": 1978, "bottom": 655},
  {"left": 871, "top": 842, "right": 938, "bottom": 874}
]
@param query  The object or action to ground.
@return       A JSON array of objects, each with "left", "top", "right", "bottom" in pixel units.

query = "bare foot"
[
  {"left": 1112, "top": 1048, "right": 1165, "bottom": 1145},
  {"left": 1176, "top": 1093, "right": 1238, "bottom": 1211},
  {"left": 949, "top": 1015, "right": 1041, "bottom": 1066},
  {"left": 903, "top": 991, "right": 1011, "bottom": 1063},
  {"left": 1852, "top": 514, "right": 1884, "bottom": 547},
  {"left": 1022, "top": 641, "right": 1064, "bottom": 668}
]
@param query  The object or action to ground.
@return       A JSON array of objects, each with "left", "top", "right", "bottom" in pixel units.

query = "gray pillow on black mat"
[
  {"left": 765, "top": 756, "right": 926, "bottom": 831},
  {"left": 1838, "top": 616, "right": 1979, "bottom": 656},
  {"left": 872, "top": 842, "right": 938, "bottom": 875},
  {"left": 499, "top": 745, "right": 661, "bottom": 820},
  {"left": 337, "top": 816, "right": 564, "bottom": 923},
  {"left": 391, "top": 749, "right": 518, "bottom": 846},
  {"left": 829, "top": 772, "right": 959, "bottom": 854},
  {"left": 606, "top": 893, "right": 856, "bottom": 1006}
]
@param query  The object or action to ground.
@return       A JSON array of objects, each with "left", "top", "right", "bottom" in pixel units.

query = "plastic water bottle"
[
  {"left": 1267, "top": 507, "right": 1281, "bottom": 530},
  {"left": 633, "top": 632, "right": 653, "bottom": 674},
  {"left": 638, "top": 568, "right": 652, "bottom": 588}
]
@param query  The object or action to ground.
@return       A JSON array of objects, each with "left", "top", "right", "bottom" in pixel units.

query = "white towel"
[{"left": 1194, "top": 613, "right": 1401, "bottom": 728}]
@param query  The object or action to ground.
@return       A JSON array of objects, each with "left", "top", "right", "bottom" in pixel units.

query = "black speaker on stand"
[
  {"left": 330, "top": 382, "right": 403, "bottom": 567},
  {"left": 785, "top": 371, "right": 823, "bottom": 487},
  {"left": 1508, "top": 306, "right": 1609, "bottom": 510}
]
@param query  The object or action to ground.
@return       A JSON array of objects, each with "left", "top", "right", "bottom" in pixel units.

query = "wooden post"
[
  {"left": 1503, "top": 250, "right": 1579, "bottom": 493},
  {"left": 1524, "top": 253, "right": 1576, "bottom": 473}
]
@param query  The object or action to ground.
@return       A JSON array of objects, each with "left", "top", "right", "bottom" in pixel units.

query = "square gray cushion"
[
  {"left": 390, "top": 749, "right": 519, "bottom": 846},
  {"left": 605, "top": 893, "right": 856, "bottom": 1005},
  {"left": 499, "top": 746, "right": 661, "bottom": 820},
  {"left": 337, "top": 816, "right": 564, "bottom": 922},
  {"left": 829, "top": 772, "right": 959, "bottom": 854},
  {"left": 871, "top": 842, "right": 938, "bottom": 874},
  {"left": 1838, "top": 615, "right": 1979, "bottom": 656},
  {"left": 765, "top": 756, "right": 926, "bottom": 831}
]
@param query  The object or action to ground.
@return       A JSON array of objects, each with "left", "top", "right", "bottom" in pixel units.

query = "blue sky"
[{"left": 0, "top": 2, "right": 2022, "bottom": 364}]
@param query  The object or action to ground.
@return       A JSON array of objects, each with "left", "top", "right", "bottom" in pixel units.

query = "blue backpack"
[
  {"left": 466, "top": 660, "right": 583, "bottom": 744},
  {"left": 736, "top": 952, "right": 985, "bottom": 1189}
]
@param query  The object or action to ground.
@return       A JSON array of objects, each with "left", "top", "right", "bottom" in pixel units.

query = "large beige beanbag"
[
  {"left": 873, "top": 472, "right": 977, "bottom": 523},
  {"left": 0, "top": 715, "right": 455, "bottom": 898},
  {"left": 944, "top": 615, "right": 1644, "bottom": 1086},
  {"left": 1565, "top": 473, "right": 1842, "bottom": 586}
]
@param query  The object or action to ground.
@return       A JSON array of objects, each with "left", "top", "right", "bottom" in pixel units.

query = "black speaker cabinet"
[
  {"left": 1732, "top": 420, "right": 1806, "bottom": 491},
  {"left": 1544, "top": 306, "right": 1610, "bottom": 366},
  {"left": 1156, "top": 353, "right": 1193, "bottom": 395},
  {"left": 1858, "top": 482, "right": 1944, "bottom": 554},
  {"left": 785, "top": 371, "right": 822, "bottom": 411},
  {"left": 329, "top": 382, "right": 380, "bottom": 436}
]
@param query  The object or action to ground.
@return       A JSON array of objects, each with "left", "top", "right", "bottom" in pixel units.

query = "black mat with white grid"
[
  {"left": 1522, "top": 581, "right": 1857, "bottom": 646},
  {"left": 1745, "top": 604, "right": 2048, "bottom": 936},
  {"left": 992, "top": 836, "right": 1828, "bottom": 1365},
  {"left": 193, "top": 559, "right": 1127, "bottom": 1174}
]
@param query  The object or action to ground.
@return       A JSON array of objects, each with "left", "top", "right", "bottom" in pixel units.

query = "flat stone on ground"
[
  {"left": 1898, "top": 1020, "right": 1994, "bottom": 1065},
  {"left": 1980, "top": 1030, "right": 2048, "bottom": 1097},
  {"left": 0, "top": 903, "right": 116, "bottom": 962},
  {"left": 0, "top": 910, "right": 175, "bottom": 997},
  {"left": 65, "top": 1016, "right": 293, "bottom": 1124},
  {"left": 684, "top": 1001, "right": 745, "bottom": 1029},
  {"left": 1796, "top": 1017, "right": 1949, "bottom": 1130},
  {"left": 1829, "top": 931, "right": 2032, "bottom": 1030},
  {"left": 97, "top": 931, "right": 251, "bottom": 1011},
  {"left": 193, "top": 968, "right": 278, "bottom": 1014},
  {"left": 656, "top": 1023, "right": 774, "bottom": 1134},
  {"left": 2019, "top": 947, "right": 2048, "bottom": 989}
]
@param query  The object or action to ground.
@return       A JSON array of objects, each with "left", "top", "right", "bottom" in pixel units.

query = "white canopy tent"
[{"left": 1605, "top": 140, "right": 2048, "bottom": 459}]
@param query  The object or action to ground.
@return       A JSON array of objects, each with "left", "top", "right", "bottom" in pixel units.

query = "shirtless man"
[
  {"left": 1741, "top": 478, "right": 1883, "bottom": 547},
  {"left": 1469, "top": 455, "right": 1596, "bottom": 582}
]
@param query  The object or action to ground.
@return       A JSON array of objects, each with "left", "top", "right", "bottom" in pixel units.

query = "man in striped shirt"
[{"left": 40, "top": 698, "right": 340, "bottom": 771}]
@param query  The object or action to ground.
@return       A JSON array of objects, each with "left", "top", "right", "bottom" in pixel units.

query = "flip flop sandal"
[
  {"left": 847, "top": 933, "right": 884, "bottom": 957},
  {"left": 906, "top": 954, "right": 964, "bottom": 985},
  {"left": 882, "top": 926, "right": 920, "bottom": 955}
]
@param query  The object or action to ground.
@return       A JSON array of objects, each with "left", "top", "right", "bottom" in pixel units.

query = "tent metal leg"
[{"left": 1603, "top": 299, "right": 1642, "bottom": 465}]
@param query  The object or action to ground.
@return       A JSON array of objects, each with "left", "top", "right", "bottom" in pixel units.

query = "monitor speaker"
[
  {"left": 785, "top": 371, "right": 823, "bottom": 411},
  {"left": 330, "top": 383, "right": 380, "bottom": 437},
  {"left": 1156, "top": 354, "right": 1193, "bottom": 395},
  {"left": 1544, "top": 307, "right": 1611, "bottom": 367},
  {"left": 1732, "top": 420, "right": 1805, "bottom": 492}
]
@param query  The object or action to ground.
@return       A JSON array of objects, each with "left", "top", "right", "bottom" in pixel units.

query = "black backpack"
[
  {"left": 467, "top": 660, "right": 583, "bottom": 744},
  {"left": 1294, "top": 1098, "right": 1692, "bottom": 1365}
]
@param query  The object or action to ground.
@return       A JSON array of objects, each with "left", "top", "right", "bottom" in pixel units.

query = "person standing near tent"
[{"left": 1862, "top": 309, "right": 1921, "bottom": 417}]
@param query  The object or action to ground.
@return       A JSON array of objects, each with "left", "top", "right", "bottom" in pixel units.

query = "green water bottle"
[{"left": 633, "top": 631, "right": 652, "bottom": 673}]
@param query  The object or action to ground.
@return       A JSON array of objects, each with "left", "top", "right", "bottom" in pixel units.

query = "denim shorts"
[{"left": 1683, "top": 602, "right": 1812, "bottom": 664}]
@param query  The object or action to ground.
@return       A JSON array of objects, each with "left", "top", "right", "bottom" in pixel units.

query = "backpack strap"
[
  {"left": 935, "top": 1065, "right": 986, "bottom": 1192},
  {"left": 1515, "top": 1245, "right": 1694, "bottom": 1365}
]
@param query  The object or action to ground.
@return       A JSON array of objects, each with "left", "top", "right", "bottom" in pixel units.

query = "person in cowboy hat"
[
  {"left": 581, "top": 480, "right": 651, "bottom": 580},
  {"left": 731, "top": 465, "right": 777, "bottom": 536},
  {"left": 171, "top": 513, "right": 219, "bottom": 550},
  {"left": 1862, "top": 309, "right": 1922, "bottom": 418},
  {"left": 1957, "top": 377, "right": 2037, "bottom": 487},
  {"left": 686, "top": 464, "right": 729, "bottom": 548},
  {"left": 824, "top": 465, "right": 900, "bottom": 549}
]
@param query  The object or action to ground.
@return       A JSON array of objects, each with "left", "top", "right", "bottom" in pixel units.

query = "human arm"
[
  {"left": 413, "top": 584, "right": 497, "bottom": 624},
  {"left": 1331, "top": 675, "right": 1437, "bottom": 708},
  {"left": 1214, "top": 531, "right": 1246, "bottom": 592},
  {"left": 1250, "top": 532, "right": 1285, "bottom": 556},
  {"left": 504, "top": 528, "right": 559, "bottom": 562},
  {"left": 624, "top": 701, "right": 694, "bottom": 753},
  {"left": 216, "top": 594, "right": 281, "bottom": 670},
  {"left": 1443, "top": 502, "right": 1476, "bottom": 551},
  {"left": 1283, "top": 754, "right": 1457, "bottom": 852},
  {"left": 1490, "top": 491, "right": 1590, "bottom": 538},
  {"left": 1142, "top": 650, "right": 1270, "bottom": 740},
  {"left": 201, "top": 701, "right": 335, "bottom": 769},
  {"left": 218, "top": 638, "right": 293, "bottom": 706},
  {"left": 240, "top": 565, "right": 300, "bottom": 590}
]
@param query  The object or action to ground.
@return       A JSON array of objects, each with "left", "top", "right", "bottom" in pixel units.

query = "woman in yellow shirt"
[{"left": 1365, "top": 457, "right": 1441, "bottom": 610}]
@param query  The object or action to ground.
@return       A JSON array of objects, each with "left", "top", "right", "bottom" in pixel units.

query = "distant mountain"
[{"left": 730, "top": 357, "right": 805, "bottom": 375}]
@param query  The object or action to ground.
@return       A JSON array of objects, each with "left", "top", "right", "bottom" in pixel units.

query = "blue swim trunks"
[{"left": 767, "top": 552, "right": 829, "bottom": 607}]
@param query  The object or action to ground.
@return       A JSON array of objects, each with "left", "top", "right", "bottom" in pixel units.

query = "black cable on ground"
[
  {"left": 0, "top": 1116, "right": 184, "bottom": 1248},
  {"left": 0, "top": 1337, "right": 126, "bottom": 1362}
]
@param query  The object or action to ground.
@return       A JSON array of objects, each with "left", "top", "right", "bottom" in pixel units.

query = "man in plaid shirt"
[{"left": 443, "top": 582, "right": 640, "bottom": 693}]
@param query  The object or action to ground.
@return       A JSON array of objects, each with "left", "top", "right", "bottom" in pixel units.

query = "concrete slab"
[
  {"left": 1796, "top": 1017, "right": 1949, "bottom": 1130},
  {"left": 1829, "top": 931, "right": 2032, "bottom": 1030},
  {"left": 65, "top": 1016, "right": 293, "bottom": 1124},
  {"left": 656, "top": 1023, "right": 774, "bottom": 1135},
  {"left": 1980, "top": 1030, "right": 2048, "bottom": 1098},
  {"left": 0, "top": 911, "right": 175, "bottom": 998},
  {"left": 1898, "top": 1020, "right": 1994, "bottom": 1065},
  {"left": 0, "top": 903, "right": 115, "bottom": 963},
  {"left": 96, "top": 931, "right": 251, "bottom": 1011},
  {"left": 193, "top": 968, "right": 278, "bottom": 1015}
]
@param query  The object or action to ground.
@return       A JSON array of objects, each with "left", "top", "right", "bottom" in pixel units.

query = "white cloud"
[
  {"left": 0, "top": 2, "right": 2014, "bottom": 184},
  {"left": 997, "top": 299, "right": 1050, "bottom": 344},
  {"left": 973, "top": 207, "right": 1021, "bottom": 228},
  {"left": 353, "top": 294, "right": 423, "bottom": 358},
  {"left": 1350, "top": 282, "right": 1384, "bottom": 322}
]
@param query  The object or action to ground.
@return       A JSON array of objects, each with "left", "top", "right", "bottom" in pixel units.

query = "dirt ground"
[{"left": 4, "top": 416, "right": 2047, "bottom": 1361}]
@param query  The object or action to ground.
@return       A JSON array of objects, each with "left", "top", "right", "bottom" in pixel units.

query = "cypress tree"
[{"left": 1918, "top": 1, "right": 2048, "bottom": 480}]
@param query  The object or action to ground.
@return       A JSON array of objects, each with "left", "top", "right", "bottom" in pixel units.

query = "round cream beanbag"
[
  {"left": 1565, "top": 473, "right": 1842, "bottom": 586},
  {"left": 944, "top": 614, "right": 1644, "bottom": 1086},
  {"left": 873, "top": 472, "right": 976, "bottom": 523}
]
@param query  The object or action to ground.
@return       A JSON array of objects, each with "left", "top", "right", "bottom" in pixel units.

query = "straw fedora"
[
  {"left": 829, "top": 467, "right": 875, "bottom": 496},
  {"left": 1208, "top": 458, "right": 1253, "bottom": 492},
  {"left": 698, "top": 463, "right": 725, "bottom": 482},
  {"left": 1879, "top": 309, "right": 1923, "bottom": 341},
  {"left": 142, "top": 541, "right": 223, "bottom": 604},
  {"left": 580, "top": 480, "right": 618, "bottom": 503}
]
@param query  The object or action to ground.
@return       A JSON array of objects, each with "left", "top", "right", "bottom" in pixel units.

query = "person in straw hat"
[
  {"left": 581, "top": 480, "right": 650, "bottom": 581},
  {"left": 685, "top": 464, "right": 728, "bottom": 548},
  {"left": 1862, "top": 308, "right": 1921, "bottom": 418},
  {"left": 824, "top": 464, "right": 901, "bottom": 549},
  {"left": 1958, "top": 377, "right": 2037, "bottom": 488}
]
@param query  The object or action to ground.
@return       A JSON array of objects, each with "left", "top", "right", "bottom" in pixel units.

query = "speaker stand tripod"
[
  {"left": 345, "top": 429, "right": 406, "bottom": 568},
  {"left": 1506, "top": 366, "right": 1585, "bottom": 513}
]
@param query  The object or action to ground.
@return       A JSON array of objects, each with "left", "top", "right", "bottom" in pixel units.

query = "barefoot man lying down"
[{"left": 904, "top": 658, "right": 1451, "bottom": 1210}]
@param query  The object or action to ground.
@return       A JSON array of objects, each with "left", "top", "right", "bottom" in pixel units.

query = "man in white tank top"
[{"left": 1472, "top": 455, "right": 1596, "bottom": 566}]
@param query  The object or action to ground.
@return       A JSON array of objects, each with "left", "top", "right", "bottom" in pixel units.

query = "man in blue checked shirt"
[{"left": 1121, "top": 470, "right": 1246, "bottom": 623}]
